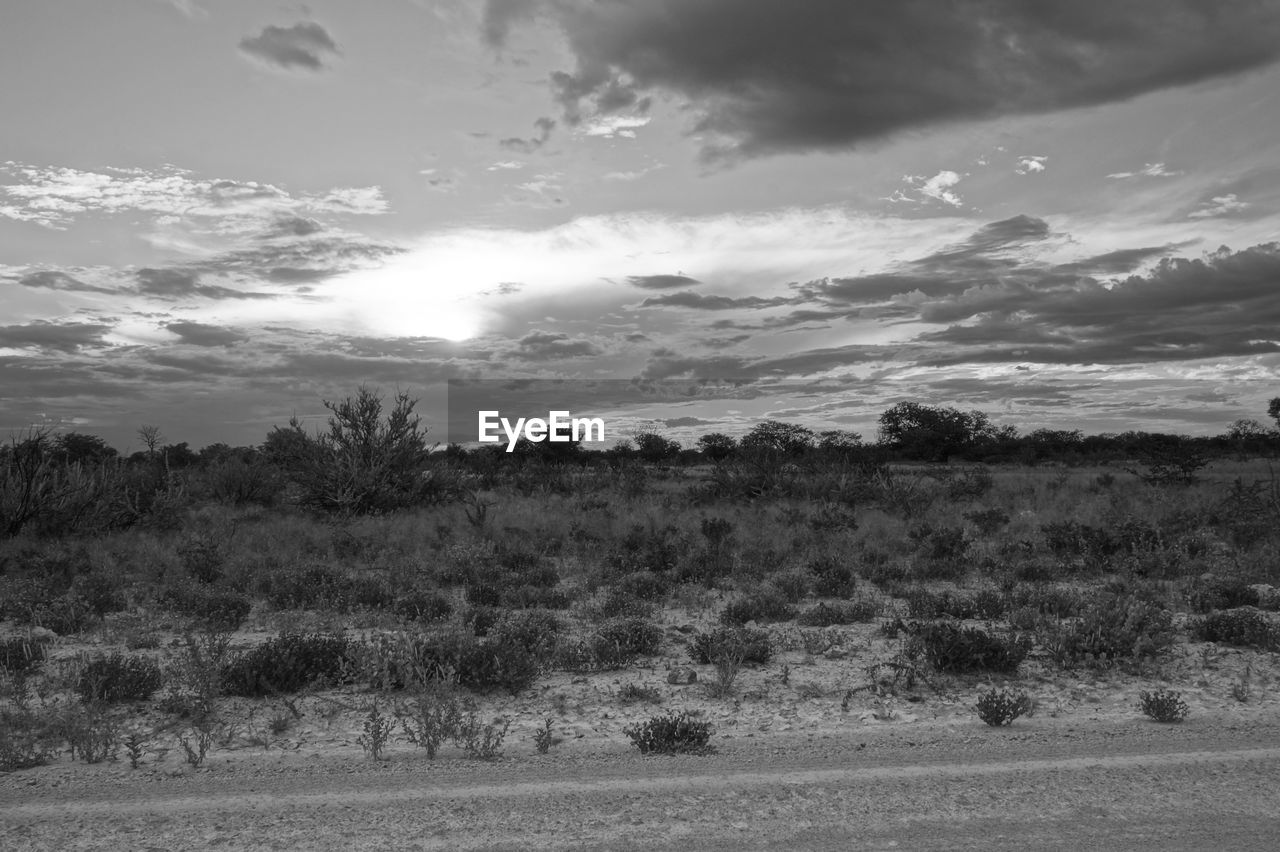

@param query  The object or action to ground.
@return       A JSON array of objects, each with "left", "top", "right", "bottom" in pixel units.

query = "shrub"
[
  {"left": 1063, "top": 593, "right": 1176, "bottom": 664},
  {"left": 720, "top": 589, "right": 796, "bottom": 626},
  {"left": 279, "top": 387, "right": 437, "bottom": 515},
  {"left": 964, "top": 507, "right": 1010, "bottom": 537},
  {"left": 688, "top": 626, "right": 773, "bottom": 665},
  {"left": 808, "top": 557, "right": 857, "bottom": 598},
  {"left": 165, "top": 585, "right": 252, "bottom": 630},
  {"left": 914, "top": 622, "right": 1030, "bottom": 674},
  {"left": 1193, "top": 608, "right": 1280, "bottom": 652},
  {"left": 261, "top": 563, "right": 356, "bottom": 612},
  {"left": 0, "top": 636, "right": 46, "bottom": 674},
  {"left": 73, "top": 572, "right": 129, "bottom": 616},
  {"left": 489, "top": 609, "right": 563, "bottom": 655},
  {"left": 220, "top": 632, "right": 355, "bottom": 697},
  {"left": 499, "top": 585, "right": 572, "bottom": 610},
  {"left": 207, "top": 458, "right": 284, "bottom": 507},
  {"left": 623, "top": 711, "right": 713, "bottom": 755},
  {"left": 27, "top": 594, "right": 94, "bottom": 635},
  {"left": 796, "top": 598, "right": 880, "bottom": 626},
  {"left": 454, "top": 714, "right": 510, "bottom": 759},
  {"left": 1187, "top": 578, "right": 1265, "bottom": 614},
  {"left": 1138, "top": 688, "right": 1189, "bottom": 722},
  {"left": 975, "top": 688, "right": 1032, "bottom": 726},
  {"left": 615, "top": 571, "right": 669, "bottom": 602},
  {"left": 398, "top": 687, "right": 462, "bottom": 758},
  {"left": 76, "top": 653, "right": 163, "bottom": 703},
  {"left": 393, "top": 589, "right": 454, "bottom": 623},
  {"left": 617, "top": 682, "right": 663, "bottom": 704},
  {"left": 0, "top": 704, "right": 61, "bottom": 771}
]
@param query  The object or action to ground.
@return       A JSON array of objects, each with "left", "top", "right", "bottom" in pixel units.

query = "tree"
[
  {"left": 54, "top": 432, "right": 117, "bottom": 466},
  {"left": 876, "top": 402, "right": 997, "bottom": 461},
  {"left": 1268, "top": 397, "right": 1280, "bottom": 431},
  {"left": 817, "top": 429, "right": 862, "bottom": 454},
  {"left": 1227, "top": 419, "right": 1269, "bottom": 440},
  {"left": 632, "top": 430, "right": 681, "bottom": 463},
  {"left": 696, "top": 432, "right": 737, "bottom": 462},
  {"left": 740, "top": 420, "right": 815, "bottom": 456},
  {"left": 137, "top": 425, "right": 163, "bottom": 459}
]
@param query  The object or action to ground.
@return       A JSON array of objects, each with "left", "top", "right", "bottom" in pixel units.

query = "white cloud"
[
  {"left": 1187, "top": 193, "right": 1248, "bottom": 218},
  {"left": 579, "top": 115, "right": 651, "bottom": 138},
  {"left": 901, "top": 170, "right": 965, "bottom": 206},
  {"left": 1015, "top": 155, "right": 1047, "bottom": 175},
  {"left": 486, "top": 161, "right": 525, "bottom": 171},
  {"left": 1106, "top": 162, "right": 1182, "bottom": 179},
  {"left": 0, "top": 163, "right": 387, "bottom": 230}
]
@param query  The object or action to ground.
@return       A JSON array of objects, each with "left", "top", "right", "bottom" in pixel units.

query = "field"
[{"left": 3, "top": 417, "right": 1280, "bottom": 848}]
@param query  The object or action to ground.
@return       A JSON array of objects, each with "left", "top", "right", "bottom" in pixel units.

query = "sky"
[{"left": 2, "top": 0, "right": 1280, "bottom": 451}]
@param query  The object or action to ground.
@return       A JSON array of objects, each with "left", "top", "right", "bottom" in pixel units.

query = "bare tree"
[{"left": 138, "top": 425, "right": 164, "bottom": 458}]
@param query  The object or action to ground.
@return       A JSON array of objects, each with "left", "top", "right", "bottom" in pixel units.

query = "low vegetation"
[{"left": 1, "top": 389, "right": 1278, "bottom": 771}]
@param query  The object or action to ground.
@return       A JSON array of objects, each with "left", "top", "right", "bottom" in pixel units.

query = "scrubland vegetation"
[{"left": 3, "top": 388, "right": 1280, "bottom": 769}]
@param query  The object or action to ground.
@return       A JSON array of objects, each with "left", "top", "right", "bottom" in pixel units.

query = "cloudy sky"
[{"left": 3, "top": 0, "right": 1280, "bottom": 450}]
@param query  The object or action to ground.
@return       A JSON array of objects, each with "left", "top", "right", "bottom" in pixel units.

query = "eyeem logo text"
[{"left": 477, "top": 410, "right": 605, "bottom": 452}]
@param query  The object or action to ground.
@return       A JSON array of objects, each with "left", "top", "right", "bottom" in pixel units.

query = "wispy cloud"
[
  {"left": 1188, "top": 193, "right": 1249, "bottom": 218},
  {"left": 1106, "top": 162, "right": 1182, "bottom": 179}
]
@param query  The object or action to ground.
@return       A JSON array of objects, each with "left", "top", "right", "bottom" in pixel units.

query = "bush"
[
  {"left": 796, "top": 598, "right": 880, "bottom": 626},
  {"left": 1138, "top": 688, "right": 1189, "bottom": 722},
  {"left": 688, "top": 626, "right": 773, "bottom": 665},
  {"left": 623, "top": 711, "right": 713, "bottom": 755},
  {"left": 27, "top": 594, "right": 94, "bottom": 635},
  {"left": 0, "top": 704, "right": 61, "bottom": 771},
  {"left": 1061, "top": 593, "right": 1176, "bottom": 664},
  {"left": 278, "top": 387, "right": 438, "bottom": 516},
  {"left": 0, "top": 636, "right": 46, "bottom": 674},
  {"left": 76, "top": 653, "right": 163, "bottom": 703},
  {"left": 720, "top": 589, "right": 796, "bottom": 626},
  {"left": 220, "top": 632, "right": 355, "bottom": 697},
  {"left": 808, "top": 557, "right": 857, "bottom": 598},
  {"left": 975, "top": 688, "right": 1032, "bottom": 726},
  {"left": 73, "top": 572, "right": 129, "bottom": 616},
  {"left": 165, "top": 585, "right": 252, "bottom": 630},
  {"left": 615, "top": 571, "right": 670, "bottom": 602},
  {"left": 261, "top": 563, "right": 356, "bottom": 612},
  {"left": 914, "top": 622, "right": 1030, "bottom": 674},
  {"left": 393, "top": 589, "right": 454, "bottom": 623},
  {"left": 1193, "top": 608, "right": 1280, "bottom": 652}
]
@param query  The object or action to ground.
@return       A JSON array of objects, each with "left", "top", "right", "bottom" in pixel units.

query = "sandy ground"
[{"left": 4, "top": 717, "right": 1280, "bottom": 851}]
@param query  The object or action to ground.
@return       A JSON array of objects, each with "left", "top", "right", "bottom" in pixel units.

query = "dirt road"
[{"left": 4, "top": 719, "right": 1279, "bottom": 850}]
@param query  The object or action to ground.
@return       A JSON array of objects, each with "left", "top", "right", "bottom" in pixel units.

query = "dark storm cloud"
[
  {"left": 488, "top": 0, "right": 1280, "bottom": 162},
  {"left": 511, "top": 330, "right": 602, "bottom": 360},
  {"left": 1056, "top": 245, "right": 1184, "bottom": 275},
  {"left": 638, "top": 292, "right": 792, "bottom": 310},
  {"left": 0, "top": 321, "right": 113, "bottom": 352},
  {"left": 626, "top": 274, "right": 701, "bottom": 290},
  {"left": 238, "top": 22, "right": 340, "bottom": 72},
  {"left": 797, "top": 215, "right": 1056, "bottom": 307},
  {"left": 164, "top": 322, "right": 248, "bottom": 347},
  {"left": 17, "top": 270, "right": 116, "bottom": 294},
  {"left": 914, "top": 243, "right": 1280, "bottom": 365}
]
